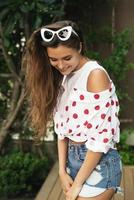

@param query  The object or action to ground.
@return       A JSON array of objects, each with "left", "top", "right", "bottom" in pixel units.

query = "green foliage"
[
  {"left": 0, "top": 0, "right": 63, "bottom": 138},
  {"left": 86, "top": 28, "right": 134, "bottom": 81},
  {"left": 86, "top": 27, "right": 134, "bottom": 110},
  {"left": 103, "top": 29, "right": 134, "bottom": 105},
  {"left": 103, "top": 29, "right": 134, "bottom": 82},
  {"left": 118, "top": 128, "right": 134, "bottom": 165},
  {"left": 0, "top": 150, "right": 50, "bottom": 198},
  {"left": 0, "top": 0, "right": 63, "bottom": 61},
  {"left": 0, "top": 0, "right": 61, "bottom": 34}
]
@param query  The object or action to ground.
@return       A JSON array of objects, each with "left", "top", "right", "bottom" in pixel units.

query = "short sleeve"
[
  {"left": 53, "top": 119, "right": 65, "bottom": 140},
  {"left": 58, "top": 135, "right": 65, "bottom": 140}
]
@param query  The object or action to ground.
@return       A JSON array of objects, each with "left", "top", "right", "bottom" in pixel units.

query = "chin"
[
  {"left": 61, "top": 72, "right": 69, "bottom": 75},
  {"left": 60, "top": 70, "right": 72, "bottom": 75}
]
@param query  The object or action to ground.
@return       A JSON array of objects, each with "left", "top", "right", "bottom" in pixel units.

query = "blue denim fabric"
[{"left": 66, "top": 143, "right": 122, "bottom": 196}]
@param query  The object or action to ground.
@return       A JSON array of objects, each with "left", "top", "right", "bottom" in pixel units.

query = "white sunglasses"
[{"left": 40, "top": 26, "right": 78, "bottom": 42}]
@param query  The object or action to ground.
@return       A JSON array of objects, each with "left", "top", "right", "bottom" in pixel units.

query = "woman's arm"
[
  {"left": 73, "top": 68, "right": 110, "bottom": 186},
  {"left": 66, "top": 151, "right": 103, "bottom": 200},
  {"left": 58, "top": 137, "right": 69, "bottom": 174},
  {"left": 58, "top": 137, "right": 74, "bottom": 194},
  {"left": 72, "top": 151, "right": 102, "bottom": 187},
  {"left": 66, "top": 69, "right": 110, "bottom": 200}
]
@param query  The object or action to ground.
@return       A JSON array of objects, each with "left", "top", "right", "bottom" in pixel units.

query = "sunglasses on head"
[{"left": 40, "top": 26, "right": 78, "bottom": 42}]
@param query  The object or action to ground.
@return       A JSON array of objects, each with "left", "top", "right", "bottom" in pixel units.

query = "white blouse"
[{"left": 53, "top": 61, "right": 120, "bottom": 153}]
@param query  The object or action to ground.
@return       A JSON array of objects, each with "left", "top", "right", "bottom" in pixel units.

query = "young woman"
[{"left": 24, "top": 20, "right": 122, "bottom": 200}]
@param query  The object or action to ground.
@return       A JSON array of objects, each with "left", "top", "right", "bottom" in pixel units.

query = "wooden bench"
[{"left": 35, "top": 162, "right": 134, "bottom": 200}]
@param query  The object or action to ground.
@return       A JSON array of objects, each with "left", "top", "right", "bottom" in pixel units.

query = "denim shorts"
[{"left": 66, "top": 143, "right": 122, "bottom": 197}]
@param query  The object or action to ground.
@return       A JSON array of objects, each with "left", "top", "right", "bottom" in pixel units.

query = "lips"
[{"left": 61, "top": 66, "right": 71, "bottom": 73}]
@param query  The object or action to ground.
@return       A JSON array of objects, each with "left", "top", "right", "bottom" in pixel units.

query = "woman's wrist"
[
  {"left": 73, "top": 180, "right": 83, "bottom": 188},
  {"left": 59, "top": 168, "right": 67, "bottom": 175}
]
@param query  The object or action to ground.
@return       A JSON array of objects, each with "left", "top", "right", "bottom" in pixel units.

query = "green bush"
[
  {"left": 86, "top": 28, "right": 134, "bottom": 111},
  {"left": 118, "top": 128, "right": 134, "bottom": 165},
  {"left": 0, "top": 150, "right": 50, "bottom": 198}
]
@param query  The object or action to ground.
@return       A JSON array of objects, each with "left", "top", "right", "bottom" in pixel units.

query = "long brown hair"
[{"left": 23, "top": 20, "right": 85, "bottom": 139}]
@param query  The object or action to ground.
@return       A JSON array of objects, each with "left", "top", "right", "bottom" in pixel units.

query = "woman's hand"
[
  {"left": 65, "top": 183, "right": 82, "bottom": 200},
  {"left": 59, "top": 171, "right": 74, "bottom": 194}
]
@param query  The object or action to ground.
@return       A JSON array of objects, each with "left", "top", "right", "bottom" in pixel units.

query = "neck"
[{"left": 76, "top": 56, "right": 90, "bottom": 71}]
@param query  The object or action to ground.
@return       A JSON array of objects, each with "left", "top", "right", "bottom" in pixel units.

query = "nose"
[{"left": 57, "top": 60, "right": 65, "bottom": 70}]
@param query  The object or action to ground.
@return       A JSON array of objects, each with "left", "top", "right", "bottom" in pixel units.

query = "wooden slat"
[
  {"left": 48, "top": 177, "right": 62, "bottom": 200},
  {"left": 59, "top": 192, "right": 65, "bottom": 200},
  {"left": 123, "top": 166, "right": 134, "bottom": 200},
  {"left": 35, "top": 162, "right": 59, "bottom": 200}
]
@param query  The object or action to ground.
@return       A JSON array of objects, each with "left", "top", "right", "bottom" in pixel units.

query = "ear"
[{"left": 78, "top": 42, "right": 82, "bottom": 53}]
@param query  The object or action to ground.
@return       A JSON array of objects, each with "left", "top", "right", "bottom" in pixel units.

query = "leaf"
[
  {"left": 3, "top": 38, "right": 10, "bottom": 48},
  {"left": 0, "top": 8, "right": 9, "bottom": 20},
  {"left": 38, "top": 0, "right": 56, "bottom": 3},
  {"left": 34, "top": 16, "right": 42, "bottom": 29},
  {"left": 18, "top": 16, "right": 24, "bottom": 29},
  {"left": 50, "top": 9, "right": 64, "bottom": 17},
  {"left": 20, "top": 4, "right": 32, "bottom": 13},
  {"left": 36, "top": 2, "right": 48, "bottom": 11},
  {"left": 0, "top": 0, "right": 11, "bottom": 7},
  {"left": 30, "top": 2, "right": 35, "bottom": 10},
  {"left": 4, "top": 17, "right": 16, "bottom": 35}
]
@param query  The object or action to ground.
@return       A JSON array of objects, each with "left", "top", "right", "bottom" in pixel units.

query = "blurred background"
[{"left": 0, "top": 0, "right": 134, "bottom": 199}]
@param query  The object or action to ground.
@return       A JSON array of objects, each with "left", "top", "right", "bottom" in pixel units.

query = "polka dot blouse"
[{"left": 53, "top": 61, "right": 120, "bottom": 153}]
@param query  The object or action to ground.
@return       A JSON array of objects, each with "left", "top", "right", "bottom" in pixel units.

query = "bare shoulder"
[{"left": 87, "top": 69, "right": 110, "bottom": 93}]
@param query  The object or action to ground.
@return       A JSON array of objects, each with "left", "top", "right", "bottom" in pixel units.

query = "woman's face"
[{"left": 47, "top": 45, "right": 83, "bottom": 75}]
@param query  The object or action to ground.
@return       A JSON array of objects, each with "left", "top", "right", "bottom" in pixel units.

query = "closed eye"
[
  {"left": 64, "top": 56, "right": 72, "bottom": 61},
  {"left": 49, "top": 56, "right": 72, "bottom": 62},
  {"left": 49, "top": 57, "right": 57, "bottom": 62}
]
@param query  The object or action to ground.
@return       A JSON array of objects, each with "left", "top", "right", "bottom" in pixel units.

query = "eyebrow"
[{"left": 49, "top": 55, "right": 72, "bottom": 60}]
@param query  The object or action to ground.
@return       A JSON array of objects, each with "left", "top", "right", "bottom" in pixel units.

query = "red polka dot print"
[
  {"left": 65, "top": 106, "right": 69, "bottom": 111},
  {"left": 99, "top": 129, "right": 107, "bottom": 134},
  {"left": 111, "top": 128, "right": 115, "bottom": 135},
  {"left": 103, "top": 129, "right": 108, "bottom": 132},
  {"left": 66, "top": 117, "right": 69, "bottom": 123},
  {"left": 84, "top": 109, "right": 89, "bottom": 114},
  {"left": 116, "top": 101, "right": 119, "bottom": 106},
  {"left": 73, "top": 113, "right": 78, "bottom": 119},
  {"left": 111, "top": 100, "right": 114, "bottom": 105},
  {"left": 91, "top": 137, "right": 95, "bottom": 140},
  {"left": 95, "top": 105, "right": 100, "bottom": 110},
  {"left": 94, "top": 94, "right": 100, "bottom": 99},
  {"left": 87, "top": 123, "right": 92, "bottom": 129},
  {"left": 106, "top": 102, "right": 110, "bottom": 107},
  {"left": 109, "top": 87, "right": 112, "bottom": 92},
  {"left": 103, "top": 138, "right": 109, "bottom": 143},
  {"left": 99, "top": 131, "right": 103, "bottom": 134},
  {"left": 96, "top": 125, "right": 99, "bottom": 129},
  {"left": 72, "top": 101, "right": 76, "bottom": 106},
  {"left": 80, "top": 95, "right": 84, "bottom": 100},
  {"left": 108, "top": 116, "right": 111, "bottom": 122},
  {"left": 68, "top": 129, "right": 72, "bottom": 133},
  {"left": 84, "top": 121, "right": 88, "bottom": 126},
  {"left": 101, "top": 114, "right": 106, "bottom": 119}
]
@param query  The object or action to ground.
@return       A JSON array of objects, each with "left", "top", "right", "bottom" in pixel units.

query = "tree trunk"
[
  {"left": 0, "top": 22, "right": 26, "bottom": 152},
  {"left": 0, "top": 87, "right": 26, "bottom": 152},
  {"left": 0, "top": 128, "right": 9, "bottom": 152}
]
